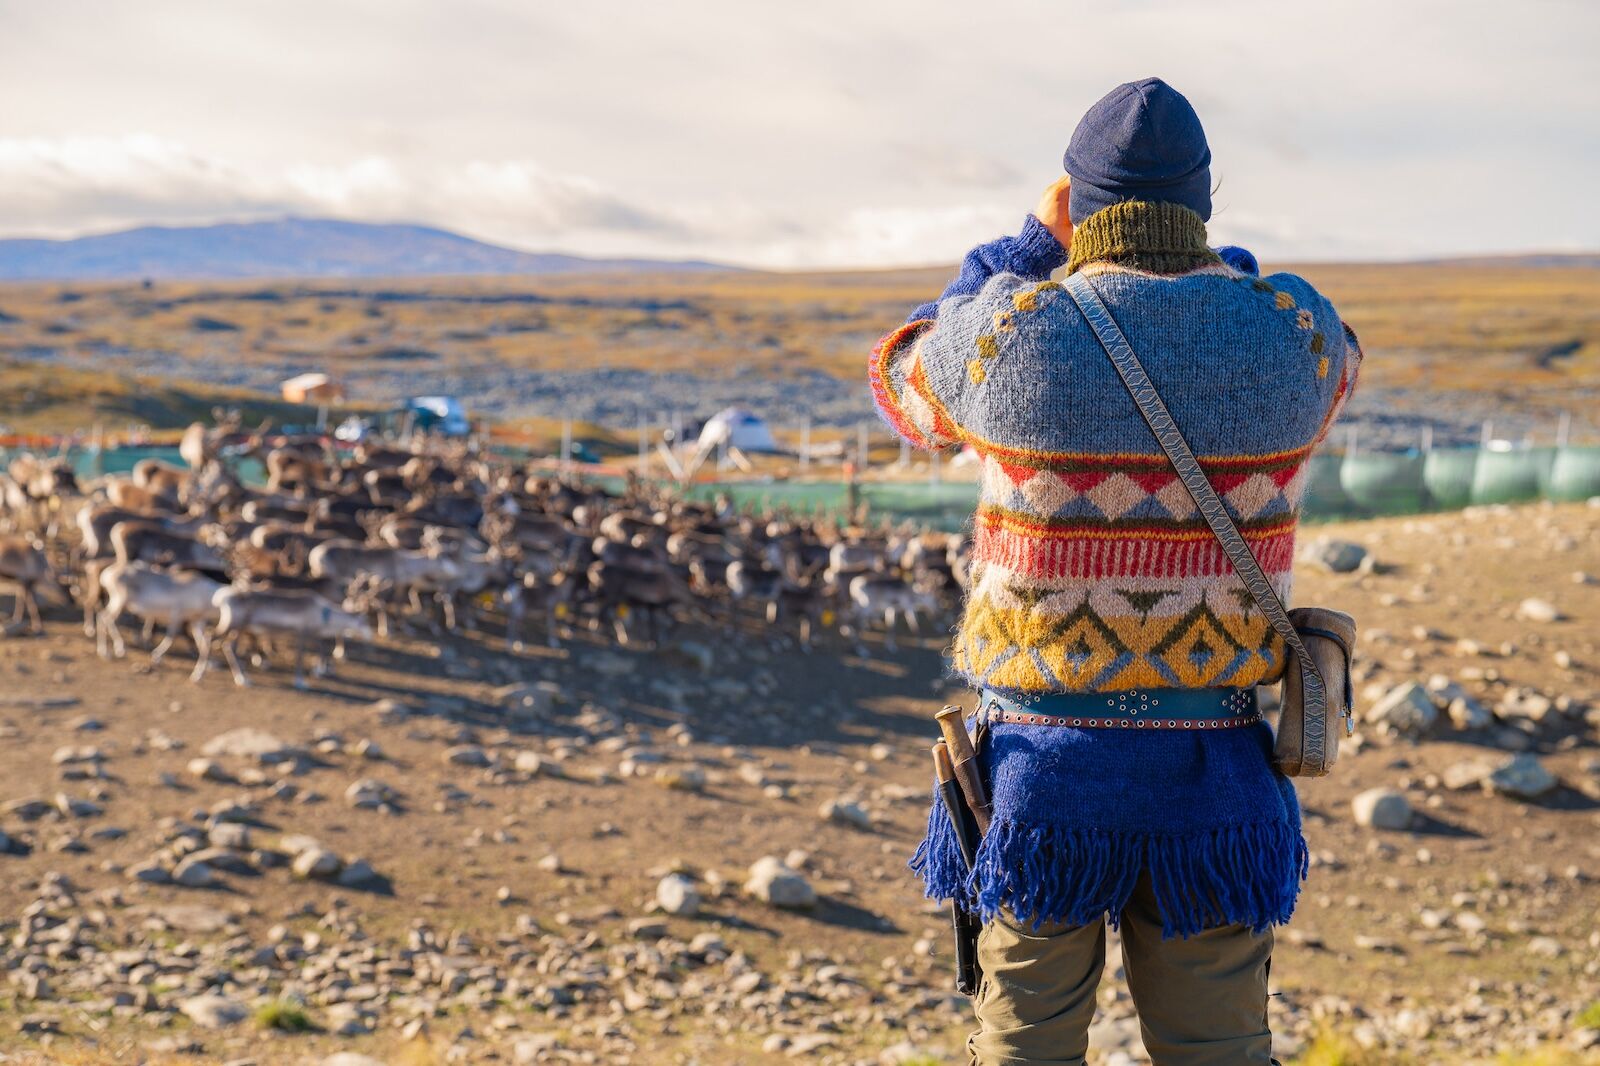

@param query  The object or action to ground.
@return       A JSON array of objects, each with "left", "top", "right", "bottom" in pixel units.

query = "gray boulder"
[
  {"left": 178, "top": 993, "right": 248, "bottom": 1028},
  {"left": 743, "top": 856, "right": 817, "bottom": 909},
  {"left": 1304, "top": 537, "right": 1370, "bottom": 574},
  {"left": 1351, "top": 787, "right": 1412, "bottom": 830},
  {"left": 201, "top": 728, "right": 299, "bottom": 764},
  {"left": 656, "top": 873, "right": 701, "bottom": 916},
  {"left": 1485, "top": 754, "right": 1557, "bottom": 799},
  {"left": 1365, "top": 682, "right": 1437, "bottom": 735}
]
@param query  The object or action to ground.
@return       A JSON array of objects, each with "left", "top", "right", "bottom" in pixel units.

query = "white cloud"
[
  {"left": 0, "top": 1, "right": 1595, "bottom": 266},
  {"left": 0, "top": 135, "right": 686, "bottom": 252}
]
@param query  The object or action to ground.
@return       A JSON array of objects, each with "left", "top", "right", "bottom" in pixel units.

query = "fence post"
[
  {"left": 800, "top": 417, "right": 810, "bottom": 475},
  {"left": 1557, "top": 411, "right": 1571, "bottom": 448}
]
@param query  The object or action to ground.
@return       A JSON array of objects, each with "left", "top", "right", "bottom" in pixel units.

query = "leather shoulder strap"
[{"left": 1063, "top": 272, "right": 1325, "bottom": 701}]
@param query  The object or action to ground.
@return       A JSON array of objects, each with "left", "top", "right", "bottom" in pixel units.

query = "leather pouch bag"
[{"left": 1272, "top": 606, "right": 1356, "bottom": 776}]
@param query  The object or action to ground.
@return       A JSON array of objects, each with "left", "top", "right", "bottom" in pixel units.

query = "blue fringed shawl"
[{"left": 909, "top": 718, "right": 1309, "bottom": 940}]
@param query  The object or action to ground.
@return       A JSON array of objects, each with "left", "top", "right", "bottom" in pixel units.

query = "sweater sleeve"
[
  {"left": 871, "top": 270, "right": 1054, "bottom": 451},
  {"left": 905, "top": 214, "right": 1068, "bottom": 323},
  {"left": 871, "top": 216, "right": 1068, "bottom": 450},
  {"left": 1309, "top": 319, "right": 1365, "bottom": 448}
]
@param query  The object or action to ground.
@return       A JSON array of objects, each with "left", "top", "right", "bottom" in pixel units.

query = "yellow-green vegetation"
[
  {"left": 1289, "top": 1027, "right": 1598, "bottom": 1066},
  {"left": 1578, "top": 1001, "right": 1600, "bottom": 1030},
  {"left": 0, "top": 359, "right": 333, "bottom": 437},
  {"left": 253, "top": 999, "right": 315, "bottom": 1032},
  {"left": 1279, "top": 260, "right": 1600, "bottom": 394},
  {"left": 0, "top": 257, "right": 1593, "bottom": 435}
]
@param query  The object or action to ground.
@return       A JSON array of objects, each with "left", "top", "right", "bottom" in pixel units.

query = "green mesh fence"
[
  {"left": 1470, "top": 449, "right": 1545, "bottom": 504},
  {"left": 1422, "top": 448, "right": 1479, "bottom": 510},
  {"left": 11, "top": 442, "right": 1597, "bottom": 532},
  {"left": 1543, "top": 445, "right": 1600, "bottom": 502},
  {"left": 1340, "top": 453, "right": 1427, "bottom": 514}
]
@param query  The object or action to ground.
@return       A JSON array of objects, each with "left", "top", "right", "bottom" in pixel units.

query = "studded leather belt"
[{"left": 977, "top": 686, "right": 1262, "bottom": 731}]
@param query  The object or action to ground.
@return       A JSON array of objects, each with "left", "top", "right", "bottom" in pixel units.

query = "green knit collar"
[{"left": 1065, "top": 200, "right": 1221, "bottom": 276}]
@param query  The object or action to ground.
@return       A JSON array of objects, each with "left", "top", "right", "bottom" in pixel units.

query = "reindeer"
[
  {"left": 306, "top": 539, "right": 461, "bottom": 636},
  {"left": 5, "top": 455, "right": 79, "bottom": 535},
  {"left": 0, "top": 534, "right": 62, "bottom": 634},
  {"left": 130, "top": 458, "right": 190, "bottom": 503},
  {"left": 179, "top": 407, "right": 243, "bottom": 471},
  {"left": 110, "top": 521, "right": 229, "bottom": 575},
  {"left": 502, "top": 569, "right": 575, "bottom": 651},
  {"left": 844, "top": 572, "right": 941, "bottom": 654},
  {"left": 582, "top": 560, "right": 700, "bottom": 647},
  {"left": 723, "top": 559, "right": 828, "bottom": 649},
  {"left": 94, "top": 561, "right": 223, "bottom": 680},
  {"left": 211, "top": 585, "right": 374, "bottom": 688}
]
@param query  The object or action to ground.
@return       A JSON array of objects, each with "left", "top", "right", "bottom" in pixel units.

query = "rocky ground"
[{"left": 0, "top": 500, "right": 1597, "bottom": 1065}]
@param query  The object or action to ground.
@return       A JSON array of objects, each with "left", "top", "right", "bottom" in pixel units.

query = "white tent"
[{"left": 695, "top": 407, "right": 779, "bottom": 454}]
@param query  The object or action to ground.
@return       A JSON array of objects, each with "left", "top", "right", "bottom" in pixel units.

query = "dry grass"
[{"left": 0, "top": 258, "right": 1594, "bottom": 434}]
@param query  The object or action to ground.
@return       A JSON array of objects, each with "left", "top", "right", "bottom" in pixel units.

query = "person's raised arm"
[
  {"left": 903, "top": 177, "right": 1074, "bottom": 323},
  {"left": 870, "top": 179, "right": 1073, "bottom": 451}
]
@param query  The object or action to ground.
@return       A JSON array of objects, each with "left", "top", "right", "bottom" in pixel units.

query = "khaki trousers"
[{"left": 965, "top": 871, "right": 1277, "bottom": 1066}]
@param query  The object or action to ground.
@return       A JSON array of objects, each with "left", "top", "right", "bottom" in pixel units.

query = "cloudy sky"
[{"left": 1, "top": 0, "right": 1595, "bottom": 268}]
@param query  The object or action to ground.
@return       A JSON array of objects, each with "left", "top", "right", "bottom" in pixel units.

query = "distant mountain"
[{"left": 0, "top": 217, "right": 736, "bottom": 281}]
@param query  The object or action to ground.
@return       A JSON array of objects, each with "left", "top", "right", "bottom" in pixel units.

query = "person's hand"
[{"left": 1033, "top": 175, "right": 1073, "bottom": 250}]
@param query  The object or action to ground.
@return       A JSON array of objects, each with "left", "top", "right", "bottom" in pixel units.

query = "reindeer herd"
[{"left": 0, "top": 418, "right": 970, "bottom": 691}]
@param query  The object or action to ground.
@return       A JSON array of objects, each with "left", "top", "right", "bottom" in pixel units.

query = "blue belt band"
[{"left": 978, "top": 686, "right": 1261, "bottom": 730}]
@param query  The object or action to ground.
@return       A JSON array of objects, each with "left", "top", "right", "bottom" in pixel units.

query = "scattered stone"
[
  {"left": 178, "top": 993, "right": 248, "bottom": 1028},
  {"left": 628, "top": 916, "right": 669, "bottom": 939},
  {"left": 187, "top": 758, "right": 230, "bottom": 783},
  {"left": 1515, "top": 598, "right": 1562, "bottom": 623},
  {"left": 514, "top": 751, "right": 559, "bottom": 776},
  {"left": 1304, "top": 537, "right": 1370, "bottom": 573},
  {"left": 53, "top": 792, "right": 102, "bottom": 818},
  {"left": 345, "top": 778, "right": 396, "bottom": 810},
  {"left": 819, "top": 797, "right": 871, "bottom": 829},
  {"left": 3, "top": 798, "right": 52, "bottom": 821},
  {"left": 201, "top": 728, "right": 299, "bottom": 763},
  {"left": 444, "top": 745, "right": 491, "bottom": 767},
  {"left": 743, "top": 856, "right": 817, "bottom": 909},
  {"left": 1352, "top": 787, "right": 1412, "bottom": 830},
  {"left": 513, "top": 1036, "right": 561, "bottom": 1063},
  {"left": 207, "top": 822, "right": 251, "bottom": 849},
  {"left": 335, "top": 858, "right": 383, "bottom": 888},
  {"left": 291, "top": 847, "right": 343, "bottom": 881},
  {"left": 1485, "top": 753, "right": 1557, "bottom": 799},
  {"left": 657, "top": 873, "right": 701, "bottom": 916},
  {"left": 1365, "top": 682, "right": 1437, "bottom": 735},
  {"left": 171, "top": 857, "right": 218, "bottom": 888},
  {"left": 1442, "top": 759, "right": 1494, "bottom": 791},
  {"left": 655, "top": 764, "right": 706, "bottom": 792},
  {"left": 1526, "top": 936, "right": 1564, "bottom": 959}
]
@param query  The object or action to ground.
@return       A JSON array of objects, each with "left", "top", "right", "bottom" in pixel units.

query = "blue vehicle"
[{"left": 404, "top": 396, "right": 471, "bottom": 437}]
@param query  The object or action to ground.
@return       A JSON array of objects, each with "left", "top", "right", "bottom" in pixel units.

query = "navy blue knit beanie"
[{"left": 1063, "top": 78, "right": 1212, "bottom": 225}]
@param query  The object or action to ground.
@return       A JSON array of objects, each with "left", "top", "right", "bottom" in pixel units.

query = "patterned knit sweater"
[{"left": 870, "top": 201, "right": 1364, "bottom": 697}]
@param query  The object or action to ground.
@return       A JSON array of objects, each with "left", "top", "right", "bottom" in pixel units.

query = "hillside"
[
  {"left": 0, "top": 258, "right": 1595, "bottom": 448},
  {"left": 0, "top": 218, "right": 734, "bottom": 281}
]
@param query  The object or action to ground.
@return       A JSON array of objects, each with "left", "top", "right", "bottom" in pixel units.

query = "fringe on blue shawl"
[{"left": 909, "top": 783, "right": 1311, "bottom": 941}]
